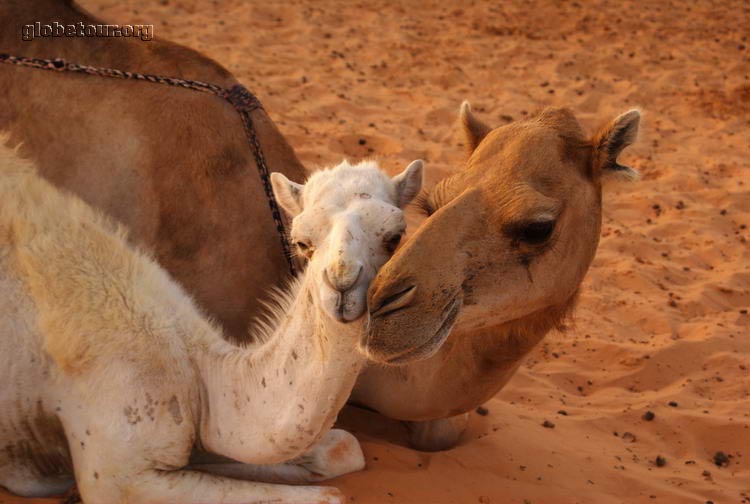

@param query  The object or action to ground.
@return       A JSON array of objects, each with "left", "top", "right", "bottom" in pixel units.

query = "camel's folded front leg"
[
  {"left": 406, "top": 413, "right": 470, "bottom": 451},
  {"left": 189, "top": 429, "right": 366, "bottom": 484},
  {"left": 81, "top": 468, "right": 342, "bottom": 504}
]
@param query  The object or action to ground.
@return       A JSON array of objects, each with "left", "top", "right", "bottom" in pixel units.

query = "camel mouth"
[
  {"left": 369, "top": 284, "right": 417, "bottom": 319},
  {"left": 382, "top": 296, "right": 462, "bottom": 365},
  {"left": 326, "top": 277, "right": 368, "bottom": 324},
  {"left": 334, "top": 308, "right": 360, "bottom": 324}
]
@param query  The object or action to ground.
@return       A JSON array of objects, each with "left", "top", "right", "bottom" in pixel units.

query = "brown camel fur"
[{"left": 0, "top": 0, "right": 305, "bottom": 341}]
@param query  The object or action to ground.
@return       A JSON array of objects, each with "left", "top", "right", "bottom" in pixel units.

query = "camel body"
[{"left": 0, "top": 149, "right": 421, "bottom": 503}]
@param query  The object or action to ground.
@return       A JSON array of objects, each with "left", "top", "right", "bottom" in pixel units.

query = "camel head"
[
  {"left": 365, "top": 103, "right": 641, "bottom": 364},
  {"left": 271, "top": 159, "right": 423, "bottom": 323}
]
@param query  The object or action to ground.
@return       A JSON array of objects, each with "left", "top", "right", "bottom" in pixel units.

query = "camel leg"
[
  {"left": 189, "top": 429, "right": 366, "bottom": 484},
  {"left": 406, "top": 413, "right": 469, "bottom": 451},
  {"left": 79, "top": 468, "right": 342, "bottom": 504},
  {"left": 0, "top": 461, "right": 74, "bottom": 498}
]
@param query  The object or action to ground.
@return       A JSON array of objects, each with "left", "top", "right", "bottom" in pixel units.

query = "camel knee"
[{"left": 294, "top": 429, "right": 366, "bottom": 481}]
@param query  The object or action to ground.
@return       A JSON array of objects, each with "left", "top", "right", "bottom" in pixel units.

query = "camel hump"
[{"left": 1, "top": 1, "right": 237, "bottom": 88}]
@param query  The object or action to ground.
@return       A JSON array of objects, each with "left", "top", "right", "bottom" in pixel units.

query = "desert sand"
[{"left": 1, "top": 1, "right": 748, "bottom": 503}]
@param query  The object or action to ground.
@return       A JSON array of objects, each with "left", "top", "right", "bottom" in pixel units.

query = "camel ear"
[
  {"left": 459, "top": 101, "right": 492, "bottom": 153},
  {"left": 593, "top": 109, "right": 641, "bottom": 181},
  {"left": 270, "top": 172, "right": 304, "bottom": 217},
  {"left": 392, "top": 159, "right": 424, "bottom": 208}
]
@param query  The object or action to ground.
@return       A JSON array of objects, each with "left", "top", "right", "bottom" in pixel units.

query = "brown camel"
[{"left": 356, "top": 102, "right": 640, "bottom": 449}]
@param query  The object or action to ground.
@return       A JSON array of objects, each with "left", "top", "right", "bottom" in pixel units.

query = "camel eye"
[
  {"left": 507, "top": 219, "right": 556, "bottom": 246},
  {"left": 384, "top": 233, "right": 402, "bottom": 254},
  {"left": 518, "top": 220, "right": 556, "bottom": 244},
  {"left": 295, "top": 240, "right": 314, "bottom": 258}
]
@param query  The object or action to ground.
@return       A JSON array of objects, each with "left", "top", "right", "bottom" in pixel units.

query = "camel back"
[{"left": 0, "top": 0, "right": 307, "bottom": 341}]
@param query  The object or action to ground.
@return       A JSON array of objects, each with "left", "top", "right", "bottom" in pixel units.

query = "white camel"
[{"left": 0, "top": 141, "right": 423, "bottom": 504}]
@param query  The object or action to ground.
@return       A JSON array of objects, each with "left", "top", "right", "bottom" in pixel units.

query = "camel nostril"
[
  {"left": 324, "top": 265, "right": 363, "bottom": 294},
  {"left": 370, "top": 284, "right": 417, "bottom": 318}
]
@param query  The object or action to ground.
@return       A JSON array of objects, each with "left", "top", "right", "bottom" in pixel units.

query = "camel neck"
[
  {"left": 353, "top": 300, "right": 575, "bottom": 421},
  {"left": 193, "top": 271, "right": 366, "bottom": 464},
  {"left": 437, "top": 300, "right": 576, "bottom": 401}
]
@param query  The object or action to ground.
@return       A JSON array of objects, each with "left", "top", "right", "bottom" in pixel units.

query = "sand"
[{"left": 2, "top": 1, "right": 748, "bottom": 503}]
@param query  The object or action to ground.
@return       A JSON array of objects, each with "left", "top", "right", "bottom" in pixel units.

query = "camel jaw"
[{"left": 365, "top": 296, "right": 462, "bottom": 365}]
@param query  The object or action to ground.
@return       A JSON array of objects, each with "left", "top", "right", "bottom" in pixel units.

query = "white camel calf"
[{"left": 0, "top": 142, "right": 422, "bottom": 504}]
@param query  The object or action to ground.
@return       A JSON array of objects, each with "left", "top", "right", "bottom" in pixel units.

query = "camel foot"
[
  {"left": 291, "top": 429, "right": 366, "bottom": 482},
  {"left": 79, "top": 466, "right": 343, "bottom": 504}
]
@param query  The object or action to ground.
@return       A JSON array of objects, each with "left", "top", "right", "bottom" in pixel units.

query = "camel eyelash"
[{"left": 505, "top": 219, "right": 556, "bottom": 244}]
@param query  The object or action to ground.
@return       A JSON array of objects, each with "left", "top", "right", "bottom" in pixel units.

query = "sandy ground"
[{"left": 2, "top": 1, "right": 749, "bottom": 503}]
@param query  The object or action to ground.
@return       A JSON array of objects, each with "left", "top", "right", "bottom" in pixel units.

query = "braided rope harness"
[{"left": 0, "top": 53, "right": 297, "bottom": 276}]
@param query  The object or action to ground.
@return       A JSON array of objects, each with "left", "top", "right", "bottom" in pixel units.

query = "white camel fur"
[{"left": 0, "top": 142, "right": 423, "bottom": 504}]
